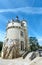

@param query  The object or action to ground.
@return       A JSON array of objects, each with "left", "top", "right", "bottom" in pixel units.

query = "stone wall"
[{"left": 1, "top": 41, "right": 21, "bottom": 59}]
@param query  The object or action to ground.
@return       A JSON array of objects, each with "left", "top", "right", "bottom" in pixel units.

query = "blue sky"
[{"left": 0, "top": 0, "right": 42, "bottom": 45}]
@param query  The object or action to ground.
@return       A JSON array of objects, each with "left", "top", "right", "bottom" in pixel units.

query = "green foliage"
[
  {"left": 29, "top": 37, "right": 39, "bottom": 51},
  {"left": 39, "top": 46, "right": 42, "bottom": 49},
  {"left": 0, "top": 41, "right": 3, "bottom": 52}
]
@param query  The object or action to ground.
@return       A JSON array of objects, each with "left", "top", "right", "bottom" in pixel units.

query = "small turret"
[{"left": 21, "top": 18, "right": 27, "bottom": 27}]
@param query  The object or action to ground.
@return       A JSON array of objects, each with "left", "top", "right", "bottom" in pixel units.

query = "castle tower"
[
  {"left": 1, "top": 16, "right": 29, "bottom": 59},
  {"left": 21, "top": 18, "right": 29, "bottom": 51}
]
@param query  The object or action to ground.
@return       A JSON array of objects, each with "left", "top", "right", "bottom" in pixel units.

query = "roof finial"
[
  {"left": 16, "top": 16, "right": 19, "bottom": 20},
  {"left": 22, "top": 17, "right": 26, "bottom": 22},
  {"left": 8, "top": 20, "right": 10, "bottom": 23}
]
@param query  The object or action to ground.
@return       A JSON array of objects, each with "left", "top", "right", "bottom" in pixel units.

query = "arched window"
[
  {"left": 21, "top": 41, "right": 24, "bottom": 50},
  {"left": 6, "top": 38, "right": 9, "bottom": 42},
  {"left": 20, "top": 31, "right": 24, "bottom": 37}
]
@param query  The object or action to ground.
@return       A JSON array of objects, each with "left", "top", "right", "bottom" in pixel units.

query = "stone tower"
[{"left": 1, "top": 16, "right": 29, "bottom": 59}]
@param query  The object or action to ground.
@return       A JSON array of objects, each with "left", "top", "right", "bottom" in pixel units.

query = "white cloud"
[{"left": 0, "top": 7, "right": 42, "bottom": 14}]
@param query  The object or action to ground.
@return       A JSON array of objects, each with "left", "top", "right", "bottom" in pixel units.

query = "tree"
[
  {"left": 29, "top": 37, "right": 39, "bottom": 51},
  {"left": 0, "top": 41, "right": 3, "bottom": 52},
  {"left": 39, "top": 46, "right": 42, "bottom": 49}
]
